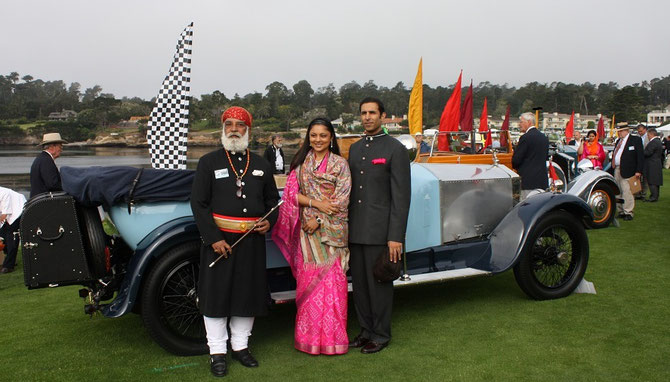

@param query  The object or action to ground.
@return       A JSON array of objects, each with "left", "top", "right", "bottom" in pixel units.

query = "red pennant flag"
[
  {"left": 479, "top": 98, "right": 492, "bottom": 147},
  {"left": 499, "top": 105, "right": 510, "bottom": 148},
  {"left": 565, "top": 111, "right": 575, "bottom": 141},
  {"left": 438, "top": 71, "right": 462, "bottom": 151},
  {"left": 460, "top": 80, "right": 473, "bottom": 132},
  {"left": 548, "top": 161, "right": 559, "bottom": 181},
  {"left": 597, "top": 116, "right": 605, "bottom": 141}
]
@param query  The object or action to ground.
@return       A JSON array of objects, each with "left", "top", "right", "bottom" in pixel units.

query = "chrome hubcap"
[{"left": 588, "top": 190, "right": 610, "bottom": 221}]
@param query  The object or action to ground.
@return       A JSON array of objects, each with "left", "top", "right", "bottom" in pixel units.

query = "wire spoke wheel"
[
  {"left": 159, "top": 259, "right": 203, "bottom": 339},
  {"left": 141, "top": 241, "right": 208, "bottom": 355},
  {"left": 530, "top": 227, "right": 575, "bottom": 288},
  {"left": 514, "top": 210, "right": 589, "bottom": 300}
]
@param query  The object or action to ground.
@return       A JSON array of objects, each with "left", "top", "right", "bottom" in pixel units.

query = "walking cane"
[{"left": 208, "top": 199, "right": 284, "bottom": 268}]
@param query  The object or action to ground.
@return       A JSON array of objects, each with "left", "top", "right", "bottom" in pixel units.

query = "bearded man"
[{"left": 190, "top": 106, "right": 279, "bottom": 377}]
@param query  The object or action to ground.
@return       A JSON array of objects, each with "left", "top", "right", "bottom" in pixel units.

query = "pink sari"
[{"left": 272, "top": 151, "right": 351, "bottom": 355}]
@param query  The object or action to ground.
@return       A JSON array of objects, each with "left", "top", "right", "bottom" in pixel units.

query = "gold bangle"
[{"left": 309, "top": 199, "right": 312, "bottom": 208}]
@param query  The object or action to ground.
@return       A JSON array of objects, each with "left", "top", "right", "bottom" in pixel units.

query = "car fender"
[
  {"left": 103, "top": 216, "right": 200, "bottom": 317},
  {"left": 567, "top": 169, "right": 620, "bottom": 201},
  {"left": 478, "top": 192, "right": 592, "bottom": 273}
]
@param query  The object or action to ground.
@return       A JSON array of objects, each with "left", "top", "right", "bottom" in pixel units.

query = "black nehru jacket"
[
  {"left": 190, "top": 149, "right": 279, "bottom": 317},
  {"left": 348, "top": 134, "right": 411, "bottom": 245},
  {"left": 512, "top": 127, "right": 549, "bottom": 190},
  {"left": 30, "top": 151, "right": 62, "bottom": 198},
  {"left": 615, "top": 134, "right": 644, "bottom": 179}
]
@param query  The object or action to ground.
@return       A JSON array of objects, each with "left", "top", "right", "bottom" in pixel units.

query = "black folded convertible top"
[{"left": 61, "top": 166, "right": 194, "bottom": 207}]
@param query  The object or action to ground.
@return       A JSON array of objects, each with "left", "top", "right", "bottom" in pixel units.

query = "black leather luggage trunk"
[{"left": 20, "top": 192, "right": 93, "bottom": 289}]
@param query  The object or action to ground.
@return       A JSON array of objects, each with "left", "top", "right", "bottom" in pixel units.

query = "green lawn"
[{"left": 1, "top": 172, "right": 669, "bottom": 381}]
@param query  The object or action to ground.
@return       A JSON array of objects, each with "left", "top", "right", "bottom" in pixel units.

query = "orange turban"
[{"left": 221, "top": 106, "right": 253, "bottom": 128}]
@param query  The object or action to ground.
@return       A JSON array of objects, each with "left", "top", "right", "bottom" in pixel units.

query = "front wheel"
[
  {"left": 140, "top": 241, "right": 207, "bottom": 355},
  {"left": 584, "top": 183, "right": 615, "bottom": 229},
  {"left": 513, "top": 210, "right": 589, "bottom": 300}
]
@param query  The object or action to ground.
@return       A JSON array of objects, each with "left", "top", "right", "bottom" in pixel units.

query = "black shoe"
[
  {"left": 232, "top": 348, "right": 258, "bottom": 368},
  {"left": 0, "top": 267, "right": 13, "bottom": 274},
  {"left": 617, "top": 212, "right": 627, "bottom": 218},
  {"left": 623, "top": 214, "right": 633, "bottom": 221},
  {"left": 648, "top": 198, "right": 658, "bottom": 203},
  {"left": 361, "top": 341, "right": 388, "bottom": 354},
  {"left": 348, "top": 334, "right": 370, "bottom": 348},
  {"left": 210, "top": 354, "right": 227, "bottom": 377}
]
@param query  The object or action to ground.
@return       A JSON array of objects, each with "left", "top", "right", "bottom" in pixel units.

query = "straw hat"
[
  {"left": 615, "top": 122, "right": 630, "bottom": 131},
  {"left": 39, "top": 133, "right": 68, "bottom": 146}
]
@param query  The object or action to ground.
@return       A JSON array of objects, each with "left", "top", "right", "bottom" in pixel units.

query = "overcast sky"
[{"left": 3, "top": 0, "right": 668, "bottom": 100}]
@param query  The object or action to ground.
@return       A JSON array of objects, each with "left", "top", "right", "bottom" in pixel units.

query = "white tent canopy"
[{"left": 656, "top": 125, "right": 670, "bottom": 135}]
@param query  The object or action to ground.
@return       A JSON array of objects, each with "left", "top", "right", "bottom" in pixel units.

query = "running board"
[{"left": 270, "top": 267, "right": 491, "bottom": 304}]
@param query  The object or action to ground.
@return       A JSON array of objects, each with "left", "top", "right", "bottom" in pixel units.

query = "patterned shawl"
[{"left": 272, "top": 150, "right": 351, "bottom": 271}]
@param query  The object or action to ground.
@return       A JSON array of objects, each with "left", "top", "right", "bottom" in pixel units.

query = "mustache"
[{"left": 226, "top": 132, "right": 242, "bottom": 138}]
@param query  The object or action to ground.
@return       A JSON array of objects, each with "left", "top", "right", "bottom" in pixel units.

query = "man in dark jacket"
[
  {"left": 347, "top": 97, "right": 411, "bottom": 354},
  {"left": 512, "top": 112, "right": 549, "bottom": 199},
  {"left": 262, "top": 135, "right": 285, "bottom": 174},
  {"left": 191, "top": 106, "right": 279, "bottom": 377},
  {"left": 612, "top": 124, "right": 644, "bottom": 220},
  {"left": 643, "top": 128, "right": 664, "bottom": 202},
  {"left": 30, "top": 133, "right": 67, "bottom": 198}
]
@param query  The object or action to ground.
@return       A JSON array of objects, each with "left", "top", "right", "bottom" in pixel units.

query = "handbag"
[
  {"left": 373, "top": 247, "right": 402, "bottom": 283},
  {"left": 628, "top": 177, "right": 642, "bottom": 194}
]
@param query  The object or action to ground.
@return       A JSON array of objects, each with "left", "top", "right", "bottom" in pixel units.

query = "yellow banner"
[
  {"left": 610, "top": 114, "right": 615, "bottom": 137},
  {"left": 408, "top": 58, "right": 423, "bottom": 136}
]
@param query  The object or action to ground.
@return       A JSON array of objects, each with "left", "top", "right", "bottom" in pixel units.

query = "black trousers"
[
  {"left": 648, "top": 185, "right": 660, "bottom": 201},
  {"left": 1, "top": 217, "right": 21, "bottom": 269},
  {"left": 350, "top": 243, "right": 394, "bottom": 344}
]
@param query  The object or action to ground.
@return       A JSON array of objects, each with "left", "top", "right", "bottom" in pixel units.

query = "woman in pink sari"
[
  {"left": 578, "top": 129, "right": 606, "bottom": 169},
  {"left": 272, "top": 118, "right": 351, "bottom": 355}
]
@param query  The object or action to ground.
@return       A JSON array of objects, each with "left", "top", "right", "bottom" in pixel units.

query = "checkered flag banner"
[{"left": 147, "top": 22, "right": 193, "bottom": 169}]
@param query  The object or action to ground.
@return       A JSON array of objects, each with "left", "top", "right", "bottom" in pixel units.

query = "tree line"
[{"left": 1, "top": 71, "right": 669, "bottom": 141}]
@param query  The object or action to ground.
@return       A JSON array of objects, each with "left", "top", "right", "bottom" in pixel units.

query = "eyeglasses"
[{"left": 236, "top": 178, "right": 243, "bottom": 198}]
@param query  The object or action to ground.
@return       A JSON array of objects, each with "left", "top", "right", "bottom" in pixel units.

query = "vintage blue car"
[{"left": 20, "top": 140, "right": 595, "bottom": 356}]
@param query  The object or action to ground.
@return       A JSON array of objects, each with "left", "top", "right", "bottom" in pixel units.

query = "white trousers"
[{"left": 203, "top": 316, "right": 255, "bottom": 354}]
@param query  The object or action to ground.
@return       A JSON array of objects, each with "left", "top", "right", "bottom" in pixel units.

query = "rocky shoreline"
[{"left": 2, "top": 130, "right": 303, "bottom": 148}]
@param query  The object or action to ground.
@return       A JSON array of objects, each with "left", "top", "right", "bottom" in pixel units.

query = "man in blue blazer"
[
  {"left": 612, "top": 124, "right": 644, "bottom": 220},
  {"left": 30, "top": 133, "right": 67, "bottom": 198},
  {"left": 512, "top": 112, "right": 549, "bottom": 199}
]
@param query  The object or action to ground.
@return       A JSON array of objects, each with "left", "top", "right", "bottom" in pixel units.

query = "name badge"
[
  {"left": 628, "top": 146, "right": 634, "bottom": 151},
  {"left": 252, "top": 169, "right": 264, "bottom": 176},
  {"left": 215, "top": 169, "right": 229, "bottom": 179}
]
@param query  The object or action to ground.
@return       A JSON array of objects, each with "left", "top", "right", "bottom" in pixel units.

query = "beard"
[{"left": 221, "top": 129, "right": 249, "bottom": 152}]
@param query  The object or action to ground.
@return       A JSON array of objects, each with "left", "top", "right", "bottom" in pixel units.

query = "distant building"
[
  {"left": 331, "top": 117, "right": 343, "bottom": 128},
  {"left": 540, "top": 112, "right": 609, "bottom": 132},
  {"left": 647, "top": 105, "right": 670, "bottom": 125},
  {"left": 48, "top": 109, "right": 77, "bottom": 121},
  {"left": 381, "top": 114, "right": 407, "bottom": 131},
  {"left": 129, "top": 116, "right": 149, "bottom": 123}
]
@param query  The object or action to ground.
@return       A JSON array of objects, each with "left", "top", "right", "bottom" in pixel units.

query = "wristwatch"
[{"left": 315, "top": 217, "right": 323, "bottom": 225}]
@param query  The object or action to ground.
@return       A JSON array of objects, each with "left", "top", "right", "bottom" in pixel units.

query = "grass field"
[{"left": 1, "top": 172, "right": 669, "bottom": 381}]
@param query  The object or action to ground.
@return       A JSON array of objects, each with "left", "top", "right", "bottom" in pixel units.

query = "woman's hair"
[
  {"left": 587, "top": 129, "right": 597, "bottom": 137},
  {"left": 290, "top": 118, "right": 340, "bottom": 171}
]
